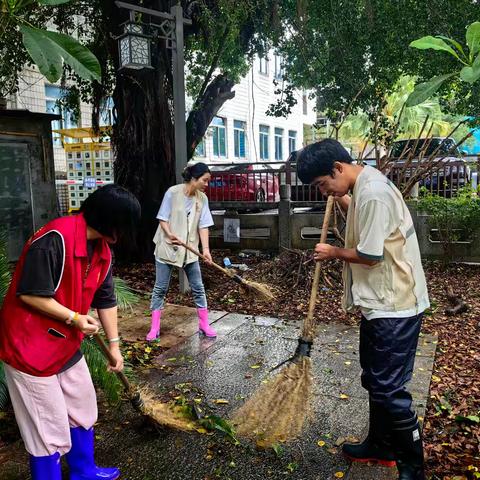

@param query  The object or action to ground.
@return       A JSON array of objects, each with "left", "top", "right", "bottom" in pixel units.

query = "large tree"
[
  {"left": 271, "top": 0, "right": 480, "bottom": 122},
  {"left": 2, "top": 0, "right": 280, "bottom": 258}
]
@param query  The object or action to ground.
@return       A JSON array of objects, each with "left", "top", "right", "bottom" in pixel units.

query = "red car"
[{"left": 206, "top": 164, "right": 280, "bottom": 203}]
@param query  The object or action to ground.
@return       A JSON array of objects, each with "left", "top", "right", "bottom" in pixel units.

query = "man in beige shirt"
[{"left": 297, "top": 139, "right": 428, "bottom": 480}]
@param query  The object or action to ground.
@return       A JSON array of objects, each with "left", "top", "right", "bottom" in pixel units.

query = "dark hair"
[
  {"left": 80, "top": 184, "right": 141, "bottom": 245},
  {"left": 182, "top": 162, "right": 210, "bottom": 182},
  {"left": 297, "top": 139, "right": 353, "bottom": 184}
]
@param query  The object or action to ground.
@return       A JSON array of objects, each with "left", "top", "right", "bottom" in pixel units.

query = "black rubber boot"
[
  {"left": 342, "top": 400, "right": 396, "bottom": 467},
  {"left": 391, "top": 414, "right": 425, "bottom": 480}
]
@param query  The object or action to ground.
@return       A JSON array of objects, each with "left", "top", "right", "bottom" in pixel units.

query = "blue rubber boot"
[
  {"left": 66, "top": 427, "right": 120, "bottom": 479},
  {"left": 29, "top": 452, "right": 62, "bottom": 480}
]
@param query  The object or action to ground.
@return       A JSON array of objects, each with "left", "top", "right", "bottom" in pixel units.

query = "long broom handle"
[
  {"left": 93, "top": 334, "right": 132, "bottom": 392},
  {"left": 302, "top": 196, "right": 335, "bottom": 340}
]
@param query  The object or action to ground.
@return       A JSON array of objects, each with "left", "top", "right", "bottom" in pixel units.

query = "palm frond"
[
  {"left": 0, "top": 229, "right": 11, "bottom": 305},
  {"left": 0, "top": 230, "right": 11, "bottom": 411},
  {"left": 81, "top": 337, "right": 126, "bottom": 405},
  {"left": 0, "top": 362, "right": 9, "bottom": 410},
  {"left": 114, "top": 277, "right": 139, "bottom": 312}
]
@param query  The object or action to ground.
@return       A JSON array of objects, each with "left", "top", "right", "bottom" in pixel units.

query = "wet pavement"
[{"left": 0, "top": 307, "right": 437, "bottom": 480}]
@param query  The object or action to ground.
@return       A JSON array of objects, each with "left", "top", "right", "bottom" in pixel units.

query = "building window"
[
  {"left": 259, "top": 125, "right": 269, "bottom": 160},
  {"left": 99, "top": 97, "right": 114, "bottom": 126},
  {"left": 234, "top": 120, "right": 246, "bottom": 158},
  {"left": 212, "top": 116, "right": 226, "bottom": 157},
  {"left": 274, "top": 127, "right": 283, "bottom": 161},
  {"left": 274, "top": 55, "right": 284, "bottom": 80},
  {"left": 302, "top": 92, "right": 308, "bottom": 115},
  {"left": 259, "top": 55, "right": 269, "bottom": 75},
  {"left": 45, "top": 85, "right": 78, "bottom": 146},
  {"left": 288, "top": 130, "right": 297, "bottom": 154},
  {"left": 195, "top": 137, "right": 206, "bottom": 157}
]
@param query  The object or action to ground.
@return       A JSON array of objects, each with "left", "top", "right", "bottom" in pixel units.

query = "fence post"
[{"left": 278, "top": 183, "right": 292, "bottom": 250}]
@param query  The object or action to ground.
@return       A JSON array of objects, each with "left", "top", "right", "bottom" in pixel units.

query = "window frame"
[
  {"left": 212, "top": 116, "right": 227, "bottom": 157},
  {"left": 259, "top": 124, "right": 270, "bottom": 160},
  {"left": 233, "top": 120, "right": 246, "bottom": 159}
]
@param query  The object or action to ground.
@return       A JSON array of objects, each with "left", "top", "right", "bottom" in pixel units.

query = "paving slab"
[{"left": 0, "top": 310, "right": 437, "bottom": 480}]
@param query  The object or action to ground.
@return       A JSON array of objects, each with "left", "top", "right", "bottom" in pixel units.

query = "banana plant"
[
  {"left": 0, "top": 0, "right": 101, "bottom": 83},
  {"left": 407, "top": 22, "right": 480, "bottom": 107}
]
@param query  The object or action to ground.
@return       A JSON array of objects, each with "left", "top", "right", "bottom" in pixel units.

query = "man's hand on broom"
[
  {"left": 107, "top": 343, "right": 124, "bottom": 373},
  {"left": 314, "top": 243, "right": 337, "bottom": 261}
]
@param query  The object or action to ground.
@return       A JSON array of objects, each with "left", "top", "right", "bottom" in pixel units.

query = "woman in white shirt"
[{"left": 146, "top": 162, "right": 216, "bottom": 341}]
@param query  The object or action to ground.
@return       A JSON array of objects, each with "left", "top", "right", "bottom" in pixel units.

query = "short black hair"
[
  {"left": 182, "top": 162, "right": 210, "bottom": 182},
  {"left": 80, "top": 184, "right": 141, "bottom": 245},
  {"left": 297, "top": 139, "right": 353, "bottom": 184}
]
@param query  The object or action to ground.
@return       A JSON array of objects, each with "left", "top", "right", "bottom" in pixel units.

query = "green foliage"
[
  {"left": 0, "top": 230, "right": 10, "bottom": 304},
  {"left": 0, "top": 230, "right": 11, "bottom": 410},
  {"left": 274, "top": 0, "right": 479, "bottom": 121},
  {"left": 114, "top": 277, "right": 139, "bottom": 312},
  {"left": 20, "top": 25, "right": 101, "bottom": 83},
  {"left": 406, "top": 74, "right": 456, "bottom": 107},
  {"left": 0, "top": 0, "right": 100, "bottom": 97},
  {"left": 81, "top": 337, "right": 124, "bottom": 405},
  {"left": 409, "top": 22, "right": 480, "bottom": 106},
  {"left": 199, "top": 415, "right": 239, "bottom": 444},
  {"left": 336, "top": 76, "right": 471, "bottom": 152},
  {"left": 418, "top": 187, "right": 480, "bottom": 261},
  {"left": 184, "top": 0, "right": 281, "bottom": 99},
  {"left": 0, "top": 361, "right": 8, "bottom": 411}
]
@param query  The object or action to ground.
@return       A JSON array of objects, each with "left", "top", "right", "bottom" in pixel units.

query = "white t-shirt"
[{"left": 157, "top": 189, "right": 214, "bottom": 229}]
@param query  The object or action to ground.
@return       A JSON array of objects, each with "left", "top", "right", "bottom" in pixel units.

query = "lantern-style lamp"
[{"left": 118, "top": 20, "right": 152, "bottom": 70}]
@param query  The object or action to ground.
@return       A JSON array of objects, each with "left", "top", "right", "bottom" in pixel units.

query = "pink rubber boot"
[
  {"left": 197, "top": 308, "right": 217, "bottom": 337},
  {"left": 146, "top": 309, "right": 162, "bottom": 341}
]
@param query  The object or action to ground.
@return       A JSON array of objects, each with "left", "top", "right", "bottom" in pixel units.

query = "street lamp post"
[{"left": 115, "top": 1, "right": 192, "bottom": 291}]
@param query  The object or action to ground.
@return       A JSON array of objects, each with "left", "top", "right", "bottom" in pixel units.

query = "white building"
[
  {"left": 9, "top": 51, "right": 316, "bottom": 172},
  {"left": 8, "top": 65, "right": 113, "bottom": 173},
  {"left": 192, "top": 53, "right": 316, "bottom": 166}
]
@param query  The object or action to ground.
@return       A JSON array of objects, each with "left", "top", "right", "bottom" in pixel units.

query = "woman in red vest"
[{"left": 0, "top": 184, "right": 140, "bottom": 480}]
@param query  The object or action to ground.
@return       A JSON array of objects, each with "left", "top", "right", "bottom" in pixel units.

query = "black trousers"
[{"left": 359, "top": 313, "right": 423, "bottom": 417}]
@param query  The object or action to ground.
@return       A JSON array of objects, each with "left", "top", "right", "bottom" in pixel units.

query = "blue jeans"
[{"left": 151, "top": 260, "right": 207, "bottom": 311}]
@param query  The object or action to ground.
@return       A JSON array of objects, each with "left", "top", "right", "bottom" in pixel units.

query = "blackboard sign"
[{"left": 0, "top": 142, "right": 34, "bottom": 260}]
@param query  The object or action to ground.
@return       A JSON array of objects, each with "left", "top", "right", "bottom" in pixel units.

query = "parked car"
[
  {"left": 205, "top": 163, "right": 280, "bottom": 203},
  {"left": 388, "top": 137, "right": 471, "bottom": 196}
]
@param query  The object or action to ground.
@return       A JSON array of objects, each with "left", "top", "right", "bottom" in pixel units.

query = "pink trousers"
[{"left": 4, "top": 357, "right": 97, "bottom": 456}]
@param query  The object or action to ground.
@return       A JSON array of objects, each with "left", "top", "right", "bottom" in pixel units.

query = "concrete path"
[{"left": 0, "top": 307, "right": 437, "bottom": 480}]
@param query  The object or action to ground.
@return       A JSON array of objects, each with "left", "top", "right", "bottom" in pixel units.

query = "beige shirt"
[{"left": 342, "top": 166, "right": 429, "bottom": 315}]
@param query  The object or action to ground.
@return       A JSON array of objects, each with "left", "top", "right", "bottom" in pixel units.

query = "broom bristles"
[
  {"left": 138, "top": 387, "right": 196, "bottom": 432},
  {"left": 232, "top": 358, "right": 313, "bottom": 446},
  {"left": 244, "top": 280, "right": 276, "bottom": 302}
]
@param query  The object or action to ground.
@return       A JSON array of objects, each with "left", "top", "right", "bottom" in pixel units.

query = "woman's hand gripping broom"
[
  {"left": 231, "top": 196, "right": 335, "bottom": 446},
  {"left": 176, "top": 240, "right": 275, "bottom": 302}
]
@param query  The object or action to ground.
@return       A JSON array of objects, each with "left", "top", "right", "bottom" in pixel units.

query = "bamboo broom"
[
  {"left": 94, "top": 334, "right": 196, "bottom": 431},
  {"left": 177, "top": 240, "right": 275, "bottom": 302},
  {"left": 231, "top": 196, "right": 335, "bottom": 446}
]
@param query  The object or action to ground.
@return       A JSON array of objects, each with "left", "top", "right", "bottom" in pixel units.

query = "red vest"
[{"left": 0, "top": 214, "right": 112, "bottom": 376}]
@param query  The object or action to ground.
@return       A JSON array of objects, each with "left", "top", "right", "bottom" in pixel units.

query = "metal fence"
[{"left": 206, "top": 154, "right": 479, "bottom": 208}]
